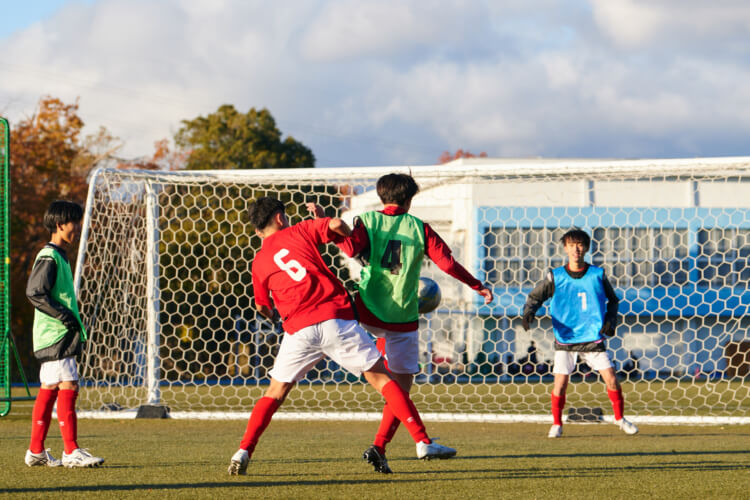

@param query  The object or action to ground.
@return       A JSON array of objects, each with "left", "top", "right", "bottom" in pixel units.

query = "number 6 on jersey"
[{"left": 274, "top": 248, "right": 307, "bottom": 281}]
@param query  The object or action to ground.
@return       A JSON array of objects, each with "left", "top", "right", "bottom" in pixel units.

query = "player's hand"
[
  {"left": 478, "top": 287, "right": 493, "bottom": 304},
  {"left": 600, "top": 321, "right": 615, "bottom": 337},
  {"left": 305, "top": 202, "right": 325, "bottom": 219},
  {"left": 522, "top": 311, "right": 535, "bottom": 331}
]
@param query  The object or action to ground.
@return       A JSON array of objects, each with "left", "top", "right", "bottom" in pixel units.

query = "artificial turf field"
[{"left": 1, "top": 401, "right": 749, "bottom": 499}]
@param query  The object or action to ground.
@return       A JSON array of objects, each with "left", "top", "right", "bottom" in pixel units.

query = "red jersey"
[
  {"left": 337, "top": 206, "right": 483, "bottom": 331},
  {"left": 252, "top": 218, "right": 355, "bottom": 334}
]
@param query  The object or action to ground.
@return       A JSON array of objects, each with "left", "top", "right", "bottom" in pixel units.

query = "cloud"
[
  {"left": 299, "top": 0, "right": 485, "bottom": 63},
  {"left": 1, "top": 0, "right": 749, "bottom": 166},
  {"left": 592, "top": 0, "right": 750, "bottom": 50}
]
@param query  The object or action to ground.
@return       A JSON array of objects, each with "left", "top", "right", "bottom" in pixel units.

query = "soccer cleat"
[
  {"left": 363, "top": 445, "right": 393, "bottom": 474},
  {"left": 25, "top": 449, "right": 62, "bottom": 467},
  {"left": 617, "top": 417, "right": 639, "bottom": 435},
  {"left": 416, "top": 438, "right": 456, "bottom": 460},
  {"left": 61, "top": 448, "right": 104, "bottom": 468},
  {"left": 228, "top": 449, "right": 249, "bottom": 475},
  {"left": 548, "top": 424, "right": 562, "bottom": 438}
]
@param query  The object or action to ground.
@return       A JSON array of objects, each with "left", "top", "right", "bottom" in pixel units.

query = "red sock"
[
  {"left": 551, "top": 392, "right": 566, "bottom": 426},
  {"left": 607, "top": 387, "right": 624, "bottom": 421},
  {"left": 29, "top": 388, "right": 58, "bottom": 453},
  {"left": 380, "top": 380, "right": 429, "bottom": 444},
  {"left": 57, "top": 389, "right": 79, "bottom": 454},
  {"left": 373, "top": 403, "right": 401, "bottom": 451},
  {"left": 239, "top": 397, "right": 281, "bottom": 457}
]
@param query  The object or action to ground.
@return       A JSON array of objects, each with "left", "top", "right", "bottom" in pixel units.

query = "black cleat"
[{"left": 363, "top": 445, "right": 393, "bottom": 474}]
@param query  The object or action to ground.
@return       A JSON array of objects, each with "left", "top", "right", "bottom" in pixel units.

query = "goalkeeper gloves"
[
  {"left": 599, "top": 321, "right": 615, "bottom": 337},
  {"left": 522, "top": 311, "right": 535, "bottom": 331}
]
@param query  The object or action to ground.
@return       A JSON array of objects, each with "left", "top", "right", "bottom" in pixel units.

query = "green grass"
[
  {"left": 68, "top": 379, "right": 750, "bottom": 416},
  {"left": 1, "top": 399, "right": 749, "bottom": 499}
]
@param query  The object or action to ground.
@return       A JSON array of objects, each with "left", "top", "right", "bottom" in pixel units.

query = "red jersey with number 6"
[{"left": 252, "top": 217, "right": 355, "bottom": 334}]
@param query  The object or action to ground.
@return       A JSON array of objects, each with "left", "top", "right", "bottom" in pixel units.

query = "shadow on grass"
[
  {"left": 3, "top": 478, "right": 428, "bottom": 494},
  {"left": 7, "top": 458, "right": 749, "bottom": 494},
  {"left": 393, "top": 461, "right": 750, "bottom": 478},
  {"left": 496, "top": 449, "right": 750, "bottom": 460}
]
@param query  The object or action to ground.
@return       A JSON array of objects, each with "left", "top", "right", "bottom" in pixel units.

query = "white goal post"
[{"left": 74, "top": 158, "right": 750, "bottom": 423}]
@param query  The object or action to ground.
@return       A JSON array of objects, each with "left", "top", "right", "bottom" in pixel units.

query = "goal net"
[{"left": 75, "top": 159, "right": 750, "bottom": 423}]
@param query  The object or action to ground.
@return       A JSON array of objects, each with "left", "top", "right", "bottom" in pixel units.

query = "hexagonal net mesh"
[{"left": 75, "top": 159, "right": 750, "bottom": 422}]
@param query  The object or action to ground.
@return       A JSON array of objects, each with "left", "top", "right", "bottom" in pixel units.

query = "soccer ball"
[{"left": 418, "top": 277, "right": 441, "bottom": 314}]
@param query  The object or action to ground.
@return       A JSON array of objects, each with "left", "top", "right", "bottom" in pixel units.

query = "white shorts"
[
  {"left": 269, "top": 319, "right": 382, "bottom": 383},
  {"left": 361, "top": 324, "right": 419, "bottom": 374},
  {"left": 39, "top": 357, "right": 79, "bottom": 386},
  {"left": 553, "top": 350, "right": 613, "bottom": 375}
]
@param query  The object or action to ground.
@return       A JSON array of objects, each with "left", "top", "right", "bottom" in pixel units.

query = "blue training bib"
[{"left": 549, "top": 265, "right": 607, "bottom": 344}]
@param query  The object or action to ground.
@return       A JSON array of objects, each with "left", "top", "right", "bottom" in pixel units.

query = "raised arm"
[
  {"left": 328, "top": 217, "right": 351, "bottom": 239},
  {"left": 304, "top": 201, "right": 352, "bottom": 240},
  {"left": 423, "top": 223, "right": 493, "bottom": 304}
]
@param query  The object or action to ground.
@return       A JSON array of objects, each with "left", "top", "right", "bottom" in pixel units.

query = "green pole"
[{"left": 0, "top": 117, "right": 10, "bottom": 416}]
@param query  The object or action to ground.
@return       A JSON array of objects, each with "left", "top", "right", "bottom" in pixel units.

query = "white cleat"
[
  {"left": 548, "top": 424, "right": 563, "bottom": 438},
  {"left": 228, "top": 449, "right": 249, "bottom": 475},
  {"left": 617, "top": 417, "right": 639, "bottom": 435},
  {"left": 416, "top": 438, "right": 457, "bottom": 460},
  {"left": 62, "top": 448, "right": 104, "bottom": 468},
  {"left": 25, "top": 449, "right": 62, "bottom": 467}
]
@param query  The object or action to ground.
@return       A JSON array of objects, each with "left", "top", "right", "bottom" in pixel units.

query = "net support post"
[{"left": 145, "top": 181, "right": 161, "bottom": 405}]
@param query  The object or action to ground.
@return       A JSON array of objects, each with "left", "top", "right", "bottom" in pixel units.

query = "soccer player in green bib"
[
  {"left": 335, "top": 173, "right": 493, "bottom": 474},
  {"left": 25, "top": 200, "right": 104, "bottom": 468}
]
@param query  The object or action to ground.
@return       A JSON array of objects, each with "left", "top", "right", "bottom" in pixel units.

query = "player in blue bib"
[{"left": 522, "top": 228, "right": 639, "bottom": 438}]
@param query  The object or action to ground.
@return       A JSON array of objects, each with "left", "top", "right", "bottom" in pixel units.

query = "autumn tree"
[
  {"left": 116, "top": 138, "right": 187, "bottom": 171},
  {"left": 9, "top": 96, "right": 120, "bottom": 375},
  {"left": 174, "top": 105, "right": 315, "bottom": 170},
  {"left": 438, "top": 149, "right": 488, "bottom": 164}
]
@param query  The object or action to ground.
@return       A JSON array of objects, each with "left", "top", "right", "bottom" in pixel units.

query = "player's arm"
[
  {"left": 424, "top": 223, "right": 493, "bottom": 304},
  {"left": 303, "top": 204, "right": 353, "bottom": 242},
  {"left": 599, "top": 272, "right": 620, "bottom": 336},
  {"left": 328, "top": 217, "right": 351, "bottom": 239},
  {"left": 256, "top": 304, "right": 275, "bottom": 321},
  {"left": 522, "top": 271, "right": 554, "bottom": 330},
  {"left": 333, "top": 217, "right": 370, "bottom": 264},
  {"left": 251, "top": 267, "right": 277, "bottom": 322},
  {"left": 26, "top": 256, "right": 79, "bottom": 329},
  {"left": 305, "top": 202, "right": 326, "bottom": 219}
]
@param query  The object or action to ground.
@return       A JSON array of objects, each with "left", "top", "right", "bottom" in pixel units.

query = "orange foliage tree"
[
  {"left": 117, "top": 138, "right": 187, "bottom": 170},
  {"left": 438, "top": 149, "right": 488, "bottom": 164},
  {"left": 9, "top": 96, "right": 120, "bottom": 375}
]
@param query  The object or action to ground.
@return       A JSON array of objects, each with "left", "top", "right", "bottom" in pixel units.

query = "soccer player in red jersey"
[
  {"left": 228, "top": 197, "right": 456, "bottom": 475},
  {"left": 329, "top": 173, "right": 493, "bottom": 474}
]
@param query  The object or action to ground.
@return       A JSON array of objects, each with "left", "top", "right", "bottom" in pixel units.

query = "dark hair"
[
  {"left": 376, "top": 173, "right": 420, "bottom": 206},
  {"left": 43, "top": 200, "right": 84, "bottom": 234},
  {"left": 560, "top": 228, "right": 590, "bottom": 249},
  {"left": 249, "top": 197, "right": 285, "bottom": 230}
]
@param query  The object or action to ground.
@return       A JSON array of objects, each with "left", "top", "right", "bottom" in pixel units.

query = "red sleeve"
[
  {"left": 335, "top": 217, "right": 369, "bottom": 258},
  {"left": 424, "top": 223, "right": 483, "bottom": 290},
  {"left": 252, "top": 261, "right": 272, "bottom": 309},
  {"left": 297, "top": 218, "right": 331, "bottom": 245}
]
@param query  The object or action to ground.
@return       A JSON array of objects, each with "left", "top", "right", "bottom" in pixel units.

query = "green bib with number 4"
[{"left": 358, "top": 211, "right": 425, "bottom": 323}]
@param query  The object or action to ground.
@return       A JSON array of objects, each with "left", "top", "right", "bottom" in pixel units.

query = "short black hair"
[
  {"left": 44, "top": 200, "right": 83, "bottom": 234},
  {"left": 249, "top": 197, "right": 285, "bottom": 230},
  {"left": 376, "top": 173, "right": 420, "bottom": 206},
  {"left": 560, "top": 228, "right": 590, "bottom": 249}
]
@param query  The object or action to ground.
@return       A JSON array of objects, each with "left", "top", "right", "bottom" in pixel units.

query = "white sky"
[{"left": 1, "top": 0, "right": 749, "bottom": 167}]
